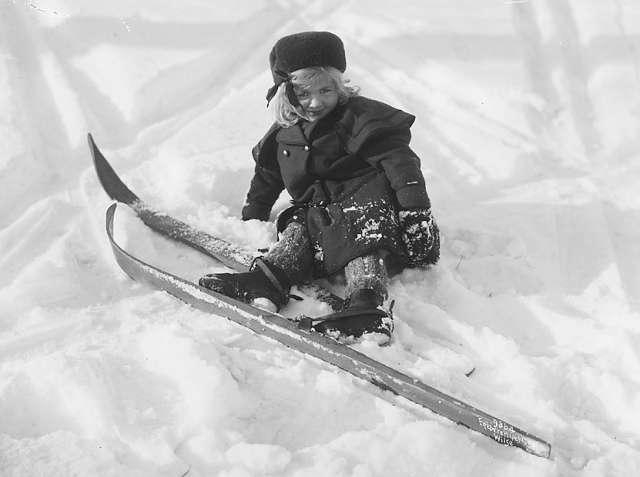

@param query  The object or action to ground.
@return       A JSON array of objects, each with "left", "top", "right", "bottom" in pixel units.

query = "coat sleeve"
[
  {"left": 358, "top": 128, "right": 431, "bottom": 210},
  {"left": 241, "top": 163, "right": 285, "bottom": 221},
  {"left": 241, "top": 131, "right": 285, "bottom": 221}
]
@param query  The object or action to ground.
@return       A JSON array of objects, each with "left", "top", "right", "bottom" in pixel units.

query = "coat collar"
[
  {"left": 275, "top": 123, "right": 308, "bottom": 145},
  {"left": 276, "top": 103, "right": 347, "bottom": 145}
]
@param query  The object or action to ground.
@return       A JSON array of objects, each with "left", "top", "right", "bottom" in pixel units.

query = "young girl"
[{"left": 200, "top": 31, "right": 439, "bottom": 342}]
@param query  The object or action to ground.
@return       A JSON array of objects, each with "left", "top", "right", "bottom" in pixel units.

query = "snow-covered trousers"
[
  {"left": 265, "top": 221, "right": 314, "bottom": 284},
  {"left": 265, "top": 221, "right": 389, "bottom": 300}
]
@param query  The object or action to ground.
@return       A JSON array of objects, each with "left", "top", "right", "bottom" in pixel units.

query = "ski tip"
[
  {"left": 87, "top": 133, "right": 139, "bottom": 206},
  {"left": 87, "top": 133, "right": 100, "bottom": 156}
]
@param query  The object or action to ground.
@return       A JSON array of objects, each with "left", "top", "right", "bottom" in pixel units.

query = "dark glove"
[
  {"left": 398, "top": 208, "right": 440, "bottom": 267},
  {"left": 241, "top": 202, "right": 271, "bottom": 221}
]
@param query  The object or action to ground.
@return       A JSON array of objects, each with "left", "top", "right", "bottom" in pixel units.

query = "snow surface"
[{"left": 2, "top": 0, "right": 640, "bottom": 475}]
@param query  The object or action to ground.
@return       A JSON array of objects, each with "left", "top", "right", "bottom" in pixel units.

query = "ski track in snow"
[{"left": 2, "top": 1, "right": 640, "bottom": 475}]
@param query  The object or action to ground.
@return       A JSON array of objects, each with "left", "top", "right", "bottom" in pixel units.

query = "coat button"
[
  {"left": 282, "top": 149, "right": 289, "bottom": 156},
  {"left": 304, "top": 145, "right": 310, "bottom": 151}
]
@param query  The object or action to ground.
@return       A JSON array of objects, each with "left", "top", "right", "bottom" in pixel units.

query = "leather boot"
[
  {"left": 312, "top": 288, "right": 393, "bottom": 341},
  {"left": 199, "top": 259, "right": 290, "bottom": 310}
]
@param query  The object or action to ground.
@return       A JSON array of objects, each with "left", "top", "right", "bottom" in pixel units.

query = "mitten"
[
  {"left": 241, "top": 202, "right": 271, "bottom": 221},
  {"left": 398, "top": 208, "right": 440, "bottom": 267}
]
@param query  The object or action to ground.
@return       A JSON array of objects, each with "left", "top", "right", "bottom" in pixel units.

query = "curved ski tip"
[
  {"left": 87, "top": 133, "right": 140, "bottom": 205},
  {"left": 88, "top": 133, "right": 99, "bottom": 159}
]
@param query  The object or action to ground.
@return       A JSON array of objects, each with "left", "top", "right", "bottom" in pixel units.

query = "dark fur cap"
[{"left": 266, "top": 31, "right": 346, "bottom": 103}]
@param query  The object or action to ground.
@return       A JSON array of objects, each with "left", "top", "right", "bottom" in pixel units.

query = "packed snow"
[{"left": 2, "top": 0, "right": 640, "bottom": 475}]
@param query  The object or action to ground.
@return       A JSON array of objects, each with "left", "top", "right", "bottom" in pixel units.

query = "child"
[{"left": 200, "top": 31, "right": 439, "bottom": 341}]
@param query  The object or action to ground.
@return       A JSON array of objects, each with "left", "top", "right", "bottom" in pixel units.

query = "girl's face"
[{"left": 292, "top": 72, "right": 339, "bottom": 122}]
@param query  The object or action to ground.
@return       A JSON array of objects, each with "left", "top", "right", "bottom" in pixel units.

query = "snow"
[{"left": 2, "top": 0, "right": 640, "bottom": 475}]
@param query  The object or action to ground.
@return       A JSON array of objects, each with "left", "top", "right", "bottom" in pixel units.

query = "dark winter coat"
[{"left": 242, "top": 96, "right": 431, "bottom": 276}]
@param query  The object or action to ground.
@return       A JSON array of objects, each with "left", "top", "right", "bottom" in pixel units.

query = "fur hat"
[{"left": 266, "top": 31, "right": 346, "bottom": 104}]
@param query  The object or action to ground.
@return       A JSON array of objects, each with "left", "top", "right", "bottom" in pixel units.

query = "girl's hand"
[{"left": 398, "top": 208, "right": 440, "bottom": 267}]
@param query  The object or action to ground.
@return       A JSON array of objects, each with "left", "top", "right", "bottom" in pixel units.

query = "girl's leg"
[
  {"left": 264, "top": 221, "right": 314, "bottom": 284},
  {"left": 199, "top": 221, "right": 313, "bottom": 310},
  {"left": 344, "top": 252, "right": 389, "bottom": 304},
  {"left": 312, "top": 252, "right": 393, "bottom": 340}
]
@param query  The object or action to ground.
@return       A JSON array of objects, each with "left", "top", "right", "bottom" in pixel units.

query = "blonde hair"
[{"left": 270, "top": 66, "right": 359, "bottom": 127}]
